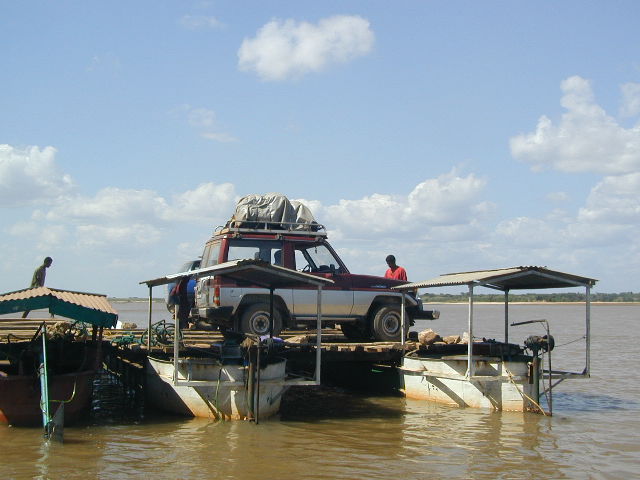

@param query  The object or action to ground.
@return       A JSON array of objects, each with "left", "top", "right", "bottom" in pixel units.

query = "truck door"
[{"left": 292, "top": 244, "right": 354, "bottom": 318}]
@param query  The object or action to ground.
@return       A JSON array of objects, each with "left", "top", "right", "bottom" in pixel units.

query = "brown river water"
[{"left": 1, "top": 303, "right": 639, "bottom": 479}]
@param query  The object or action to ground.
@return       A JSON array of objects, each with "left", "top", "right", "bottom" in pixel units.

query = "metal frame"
[{"left": 394, "top": 266, "right": 596, "bottom": 381}]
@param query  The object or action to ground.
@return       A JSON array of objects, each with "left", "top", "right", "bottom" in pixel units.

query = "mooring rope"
[
  {"left": 554, "top": 335, "right": 586, "bottom": 348},
  {"left": 503, "top": 364, "right": 548, "bottom": 416}
]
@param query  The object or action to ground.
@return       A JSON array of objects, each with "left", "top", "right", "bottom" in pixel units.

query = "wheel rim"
[
  {"left": 250, "top": 311, "right": 271, "bottom": 335},
  {"left": 381, "top": 310, "right": 401, "bottom": 336}
]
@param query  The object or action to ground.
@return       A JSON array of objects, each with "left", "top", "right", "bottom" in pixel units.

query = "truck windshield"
[{"left": 295, "top": 243, "right": 345, "bottom": 274}]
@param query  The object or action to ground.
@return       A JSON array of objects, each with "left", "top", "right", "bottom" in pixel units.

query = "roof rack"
[{"left": 216, "top": 221, "right": 327, "bottom": 237}]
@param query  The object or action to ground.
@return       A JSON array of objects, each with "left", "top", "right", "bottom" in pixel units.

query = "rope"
[
  {"left": 503, "top": 364, "right": 548, "bottom": 416},
  {"left": 555, "top": 335, "right": 586, "bottom": 348}
]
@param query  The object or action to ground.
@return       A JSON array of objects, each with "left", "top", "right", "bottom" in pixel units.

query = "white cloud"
[
  {"left": 188, "top": 107, "right": 217, "bottom": 129},
  {"left": 76, "top": 224, "right": 162, "bottom": 248},
  {"left": 0, "top": 144, "right": 75, "bottom": 207},
  {"left": 407, "top": 170, "right": 491, "bottom": 225},
  {"left": 25, "top": 182, "right": 238, "bottom": 251},
  {"left": 183, "top": 106, "right": 237, "bottom": 142},
  {"left": 8, "top": 221, "right": 39, "bottom": 236},
  {"left": 45, "top": 187, "right": 169, "bottom": 222},
  {"left": 238, "top": 15, "right": 374, "bottom": 81},
  {"left": 510, "top": 76, "right": 640, "bottom": 174},
  {"left": 179, "top": 15, "right": 224, "bottom": 30},
  {"left": 620, "top": 82, "right": 640, "bottom": 118},
  {"left": 490, "top": 172, "right": 640, "bottom": 258},
  {"left": 307, "top": 168, "right": 491, "bottom": 238},
  {"left": 495, "top": 216, "right": 558, "bottom": 248},
  {"left": 325, "top": 193, "right": 404, "bottom": 234},
  {"left": 578, "top": 172, "right": 640, "bottom": 224},
  {"left": 37, "top": 225, "right": 68, "bottom": 250},
  {"left": 546, "top": 191, "right": 569, "bottom": 203},
  {"left": 165, "top": 182, "right": 238, "bottom": 224}
]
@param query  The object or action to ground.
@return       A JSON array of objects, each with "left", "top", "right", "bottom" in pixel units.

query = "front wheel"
[
  {"left": 371, "top": 305, "right": 409, "bottom": 342},
  {"left": 239, "top": 303, "right": 283, "bottom": 337}
]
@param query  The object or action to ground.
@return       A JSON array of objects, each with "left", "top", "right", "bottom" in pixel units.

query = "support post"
[
  {"left": 255, "top": 338, "right": 261, "bottom": 424},
  {"left": 504, "top": 289, "right": 509, "bottom": 345},
  {"left": 247, "top": 348, "right": 255, "bottom": 420},
  {"left": 173, "top": 304, "right": 179, "bottom": 385},
  {"left": 467, "top": 285, "right": 474, "bottom": 378},
  {"left": 586, "top": 285, "right": 591, "bottom": 377},
  {"left": 39, "top": 323, "right": 51, "bottom": 434},
  {"left": 314, "top": 285, "right": 322, "bottom": 385},
  {"left": 401, "top": 292, "right": 406, "bottom": 346},
  {"left": 532, "top": 356, "right": 540, "bottom": 405},
  {"left": 269, "top": 287, "right": 274, "bottom": 338},
  {"left": 147, "top": 286, "right": 153, "bottom": 351}
]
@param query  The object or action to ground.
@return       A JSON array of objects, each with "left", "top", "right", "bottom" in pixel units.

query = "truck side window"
[
  {"left": 227, "top": 239, "right": 282, "bottom": 264},
  {"left": 202, "top": 242, "right": 221, "bottom": 268}
]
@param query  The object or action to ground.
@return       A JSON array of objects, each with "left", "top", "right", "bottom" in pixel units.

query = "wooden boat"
[
  {"left": 0, "top": 287, "right": 118, "bottom": 429},
  {"left": 0, "top": 340, "right": 101, "bottom": 426}
]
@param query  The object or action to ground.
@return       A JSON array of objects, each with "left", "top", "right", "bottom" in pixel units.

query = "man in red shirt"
[{"left": 384, "top": 254, "right": 407, "bottom": 281}]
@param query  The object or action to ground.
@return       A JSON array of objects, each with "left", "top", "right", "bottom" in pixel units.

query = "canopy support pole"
[
  {"left": 401, "top": 292, "right": 406, "bottom": 346},
  {"left": 269, "top": 287, "right": 275, "bottom": 338},
  {"left": 39, "top": 323, "right": 51, "bottom": 435},
  {"left": 314, "top": 285, "right": 322, "bottom": 384},
  {"left": 147, "top": 286, "right": 153, "bottom": 351},
  {"left": 467, "top": 284, "right": 474, "bottom": 378},
  {"left": 173, "top": 304, "right": 179, "bottom": 385},
  {"left": 586, "top": 285, "right": 591, "bottom": 376},
  {"left": 504, "top": 289, "right": 509, "bottom": 344}
]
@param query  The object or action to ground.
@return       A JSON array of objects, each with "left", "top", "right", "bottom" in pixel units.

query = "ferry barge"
[{"left": 394, "top": 266, "right": 596, "bottom": 414}]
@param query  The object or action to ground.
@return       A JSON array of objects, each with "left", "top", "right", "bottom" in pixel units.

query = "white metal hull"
[
  {"left": 401, "top": 355, "right": 537, "bottom": 412},
  {"left": 145, "top": 356, "right": 287, "bottom": 420}
]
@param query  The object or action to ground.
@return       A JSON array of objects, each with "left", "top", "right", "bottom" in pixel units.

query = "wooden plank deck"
[{"left": 0, "top": 317, "right": 415, "bottom": 362}]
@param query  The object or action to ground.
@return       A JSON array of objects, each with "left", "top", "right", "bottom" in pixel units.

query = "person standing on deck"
[
  {"left": 384, "top": 254, "right": 407, "bottom": 281},
  {"left": 22, "top": 256, "right": 53, "bottom": 318}
]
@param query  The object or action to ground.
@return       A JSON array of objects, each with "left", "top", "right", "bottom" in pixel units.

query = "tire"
[
  {"left": 240, "top": 303, "right": 283, "bottom": 337},
  {"left": 371, "top": 305, "right": 409, "bottom": 342},
  {"left": 340, "top": 322, "right": 371, "bottom": 341}
]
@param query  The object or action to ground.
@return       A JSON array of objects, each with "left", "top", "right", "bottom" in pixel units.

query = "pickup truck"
[{"left": 194, "top": 222, "right": 438, "bottom": 341}]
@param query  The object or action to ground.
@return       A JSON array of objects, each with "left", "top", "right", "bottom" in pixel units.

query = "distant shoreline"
[
  {"left": 426, "top": 301, "right": 639, "bottom": 305},
  {"left": 109, "top": 298, "right": 165, "bottom": 303},
  {"left": 107, "top": 298, "right": 639, "bottom": 306}
]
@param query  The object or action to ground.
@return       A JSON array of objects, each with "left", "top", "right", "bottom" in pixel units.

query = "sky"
[{"left": 2, "top": 1, "right": 640, "bottom": 297}]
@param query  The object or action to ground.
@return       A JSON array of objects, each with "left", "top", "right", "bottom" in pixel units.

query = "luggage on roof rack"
[{"left": 227, "top": 193, "right": 322, "bottom": 232}]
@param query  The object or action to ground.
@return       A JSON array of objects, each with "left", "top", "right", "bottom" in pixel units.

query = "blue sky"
[{"left": 2, "top": 1, "right": 639, "bottom": 297}]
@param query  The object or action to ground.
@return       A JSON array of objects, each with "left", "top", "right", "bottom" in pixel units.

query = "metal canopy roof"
[
  {"left": 140, "top": 258, "right": 334, "bottom": 289},
  {"left": 0, "top": 287, "right": 118, "bottom": 328},
  {"left": 393, "top": 266, "right": 597, "bottom": 291}
]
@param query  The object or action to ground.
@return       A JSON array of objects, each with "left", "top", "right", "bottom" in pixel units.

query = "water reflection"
[{"left": 399, "top": 398, "right": 559, "bottom": 479}]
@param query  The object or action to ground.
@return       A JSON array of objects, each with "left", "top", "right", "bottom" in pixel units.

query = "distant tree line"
[{"left": 421, "top": 292, "right": 640, "bottom": 303}]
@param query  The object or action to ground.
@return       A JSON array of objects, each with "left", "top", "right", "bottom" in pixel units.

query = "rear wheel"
[
  {"left": 240, "top": 303, "right": 283, "bottom": 336},
  {"left": 371, "top": 305, "right": 409, "bottom": 342}
]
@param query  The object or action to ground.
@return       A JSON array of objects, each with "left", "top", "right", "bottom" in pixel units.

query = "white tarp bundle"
[{"left": 230, "top": 193, "right": 318, "bottom": 230}]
